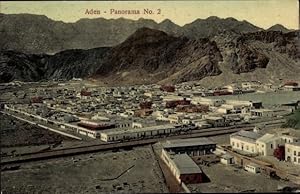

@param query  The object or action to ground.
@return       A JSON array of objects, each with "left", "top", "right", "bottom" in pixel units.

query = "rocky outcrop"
[
  {"left": 231, "top": 43, "right": 269, "bottom": 74},
  {"left": 0, "top": 51, "right": 45, "bottom": 82}
]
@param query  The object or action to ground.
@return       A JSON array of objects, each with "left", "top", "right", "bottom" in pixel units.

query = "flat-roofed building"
[
  {"left": 244, "top": 163, "right": 260, "bottom": 174},
  {"left": 191, "top": 97, "right": 224, "bottom": 107},
  {"left": 100, "top": 124, "right": 179, "bottom": 142},
  {"left": 250, "top": 109, "right": 275, "bottom": 117},
  {"left": 281, "top": 135, "right": 299, "bottom": 144},
  {"left": 163, "top": 137, "right": 216, "bottom": 156},
  {"left": 206, "top": 116, "right": 227, "bottom": 127},
  {"left": 256, "top": 133, "right": 284, "bottom": 156},
  {"left": 285, "top": 142, "right": 300, "bottom": 165}
]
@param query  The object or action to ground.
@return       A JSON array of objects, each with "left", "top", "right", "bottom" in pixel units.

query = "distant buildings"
[{"left": 283, "top": 81, "right": 300, "bottom": 91}]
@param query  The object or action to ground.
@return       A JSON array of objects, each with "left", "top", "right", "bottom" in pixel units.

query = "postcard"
[{"left": 0, "top": 0, "right": 299, "bottom": 193}]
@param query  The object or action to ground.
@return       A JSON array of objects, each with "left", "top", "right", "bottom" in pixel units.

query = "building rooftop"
[
  {"left": 221, "top": 153, "right": 234, "bottom": 160},
  {"left": 172, "top": 153, "right": 202, "bottom": 174},
  {"left": 164, "top": 137, "right": 216, "bottom": 149},
  {"left": 257, "top": 133, "right": 280, "bottom": 143},
  {"left": 231, "top": 130, "right": 262, "bottom": 141},
  {"left": 103, "top": 124, "right": 176, "bottom": 135},
  {"left": 286, "top": 142, "right": 300, "bottom": 147},
  {"left": 250, "top": 109, "right": 273, "bottom": 113},
  {"left": 206, "top": 116, "right": 224, "bottom": 120}
]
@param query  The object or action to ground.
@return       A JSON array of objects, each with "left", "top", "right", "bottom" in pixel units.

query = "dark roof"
[{"left": 163, "top": 137, "right": 216, "bottom": 149}]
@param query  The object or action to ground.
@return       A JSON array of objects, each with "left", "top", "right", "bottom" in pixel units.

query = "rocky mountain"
[
  {"left": 0, "top": 47, "right": 109, "bottom": 83},
  {"left": 1, "top": 28, "right": 224, "bottom": 84},
  {"left": 0, "top": 13, "right": 298, "bottom": 86},
  {"left": 267, "top": 24, "right": 291, "bottom": 33},
  {"left": 0, "top": 51, "right": 45, "bottom": 83},
  {"left": 3, "top": 27, "right": 297, "bottom": 85},
  {"left": 0, "top": 13, "right": 269, "bottom": 54},
  {"left": 95, "top": 28, "right": 223, "bottom": 85},
  {"left": 182, "top": 16, "right": 262, "bottom": 39},
  {"left": 196, "top": 30, "right": 300, "bottom": 87}
]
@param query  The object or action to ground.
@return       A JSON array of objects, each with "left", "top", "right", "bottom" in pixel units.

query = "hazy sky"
[{"left": 1, "top": 0, "right": 299, "bottom": 29}]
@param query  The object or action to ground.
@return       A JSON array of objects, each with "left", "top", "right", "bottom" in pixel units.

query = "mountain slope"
[
  {"left": 0, "top": 51, "right": 45, "bottom": 83},
  {"left": 0, "top": 47, "right": 110, "bottom": 82},
  {"left": 196, "top": 30, "right": 300, "bottom": 87},
  {"left": 95, "top": 27, "right": 223, "bottom": 85},
  {"left": 0, "top": 28, "right": 223, "bottom": 84}
]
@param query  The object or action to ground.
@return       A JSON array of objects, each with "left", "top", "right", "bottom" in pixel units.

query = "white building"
[
  {"left": 244, "top": 163, "right": 260, "bottom": 174},
  {"left": 168, "top": 114, "right": 185, "bottom": 124},
  {"left": 100, "top": 124, "right": 179, "bottom": 142},
  {"left": 256, "top": 133, "right": 284, "bottom": 156},
  {"left": 230, "top": 130, "right": 263, "bottom": 154},
  {"left": 285, "top": 142, "right": 300, "bottom": 165},
  {"left": 191, "top": 97, "right": 224, "bottom": 107},
  {"left": 220, "top": 154, "right": 234, "bottom": 165},
  {"left": 283, "top": 85, "right": 300, "bottom": 91},
  {"left": 281, "top": 135, "right": 299, "bottom": 144},
  {"left": 250, "top": 109, "right": 275, "bottom": 117}
]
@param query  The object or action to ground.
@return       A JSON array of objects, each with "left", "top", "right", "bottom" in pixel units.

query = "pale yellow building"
[{"left": 285, "top": 142, "right": 300, "bottom": 165}]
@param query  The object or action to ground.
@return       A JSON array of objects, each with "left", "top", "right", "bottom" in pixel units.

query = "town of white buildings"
[{"left": 1, "top": 79, "right": 300, "bottom": 189}]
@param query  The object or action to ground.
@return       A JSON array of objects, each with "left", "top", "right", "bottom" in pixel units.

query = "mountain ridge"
[{"left": 1, "top": 13, "right": 293, "bottom": 54}]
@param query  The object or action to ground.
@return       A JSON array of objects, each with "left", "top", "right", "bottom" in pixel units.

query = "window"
[
  {"left": 294, "top": 157, "right": 297, "bottom": 162},
  {"left": 294, "top": 151, "right": 297, "bottom": 156},
  {"left": 232, "top": 142, "right": 235, "bottom": 146},
  {"left": 246, "top": 146, "right": 249, "bottom": 150},
  {"left": 298, "top": 152, "right": 300, "bottom": 156},
  {"left": 271, "top": 144, "right": 273, "bottom": 149},
  {"left": 237, "top": 143, "right": 239, "bottom": 148},
  {"left": 288, "top": 148, "right": 290, "bottom": 153}
]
